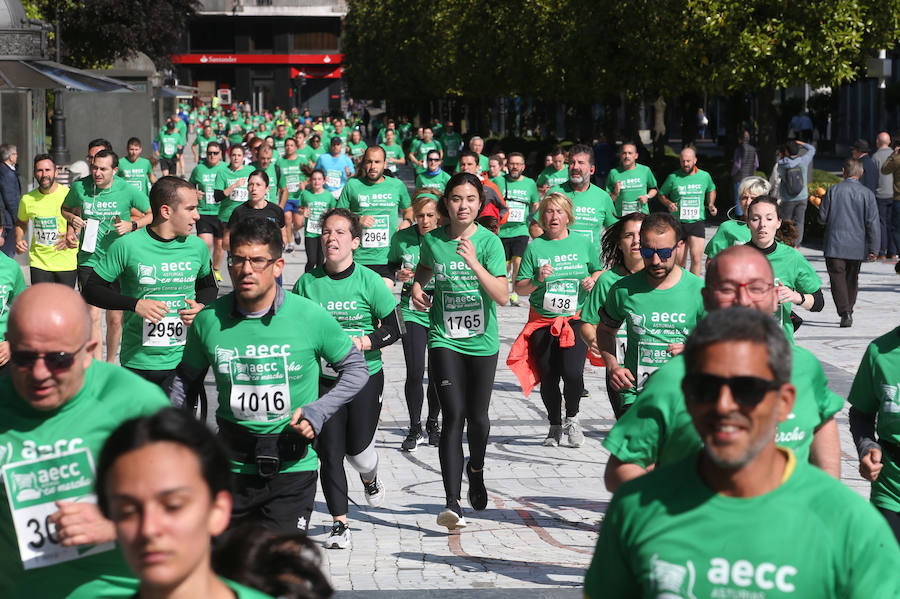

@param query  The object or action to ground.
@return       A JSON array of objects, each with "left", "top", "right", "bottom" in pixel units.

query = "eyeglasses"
[
  {"left": 10, "top": 342, "right": 87, "bottom": 371},
  {"left": 639, "top": 246, "right": 678, "bottom": 260},
  {"left": 427, "top": 158, "right": 441, "bottom": 162},
  {"left": 227, "top": 255, "right": 277, "bottom": 271},
  {"left": 709, "top": 281, "right": 775, "bottom": 299},
  {"left": 207, "top": 150, "right": 221, "bottom": 155},
  {"left": 684, "top": 373, "right": 781, "bottom": 407}
]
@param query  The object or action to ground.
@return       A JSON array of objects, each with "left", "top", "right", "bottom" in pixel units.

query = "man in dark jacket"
[
  {"left": 818, "top": 158, "right": 880, "bottom": 328},
  {"left": 0, "top": 143, "right": 20, "bottom": 257},
  {"left": 852, "top": 138, "right": 879, "bottom": 195}
]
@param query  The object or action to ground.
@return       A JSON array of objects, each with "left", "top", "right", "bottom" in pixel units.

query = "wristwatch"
[{"left": 132, "top": 221, "right": 138, "bottom": 232}]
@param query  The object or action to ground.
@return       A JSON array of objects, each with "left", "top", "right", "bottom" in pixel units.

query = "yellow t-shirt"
[{"left": 17, "top": 184, "right": 77, "bottom": 272}]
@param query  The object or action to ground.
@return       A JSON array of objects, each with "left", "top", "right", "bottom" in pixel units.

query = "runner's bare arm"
[
  {"left": 604, "top": 455, "right": 650, "bottom": 493},
  {"left": 809, "top": 417, "right": 840, "bottom": 479}
]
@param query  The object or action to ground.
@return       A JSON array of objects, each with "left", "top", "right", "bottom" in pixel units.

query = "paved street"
[{"left": 161, "top": 142, "right": 897, "bottom": 596}]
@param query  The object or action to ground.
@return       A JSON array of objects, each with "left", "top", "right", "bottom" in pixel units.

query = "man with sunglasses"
[
  {"left": 585, "top": 307, "right": 900, "bottom": 598},
  {"left": 591, "top": 212, "right": 705, "bottom": 411},
  {"left": 601, "top": 245, "right": 843, "bottom": 492},
  {"left": 169, "top": 217, "right": 368, "bottom": 534},
  {"left": 82, "top": 177, "right": 216, "bottom": 390},
  {"left": 0, "top": 284, "right": 168, "bottom": 598},
  {"left": 415, "top": 150, "right": 451, "bottom": 193},
  {"left": 189, "top": 141, "right": 227, "bottom": 281}
]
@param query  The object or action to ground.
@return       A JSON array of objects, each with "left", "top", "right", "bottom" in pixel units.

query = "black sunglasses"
[
  {"left": 10, "top": 342, "right": 87, "bottom": 371},
  {"left": 683, "top": 373, "right": 781, "bottom": 407},
  {"left": 639, "top": 246, "right": 678, "bottom": 260}
]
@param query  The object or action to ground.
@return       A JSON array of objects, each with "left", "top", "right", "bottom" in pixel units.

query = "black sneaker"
[
  {"left": 465, "top": 460, "right": 488, "bottom": 511},
  {"left": 840, "top": 312, "right": 853, "bottom": 328},
  {"left": 437, "top": 501, "right": 467, "bottom": 530},
  {"left": 581, "top": 387, "right": 590, "bottom": 398},
  {"left": 401, "top": 425, "right": 426, "bottom": 451},
  {"left": 426, "top": 419, "right": 441, "bottom": 446}
]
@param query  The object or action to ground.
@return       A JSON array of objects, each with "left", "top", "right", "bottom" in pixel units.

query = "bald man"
[
  {"left": 872, "top": 131, "right": 897, "bottom": 259},
  {"left": 600, "top": 245, "right": 843, "bottom": 492},
  {"left": 659, "top": 147, "right": 716, "bottom": 275},
  {"left": 0, "top": 283, "right": 167, "bottom": 598}
]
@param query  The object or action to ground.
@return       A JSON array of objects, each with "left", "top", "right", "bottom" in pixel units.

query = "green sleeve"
[
  {"left": 188, "top": 168, "right": 200, "bottom": 186},
  {"left": 387, "top": 234, "right": 402, "bottom": 264},
  {"left": 537, "top": 171, "right": 548, "bottom": 186},
  {"left": 370, "top": 271, "right": 400, "bottom": 318},
  {"left": 129, "top": 184, "right": 150, "bottom": 212},
  {"left": 276, "top": 163, "right": 286, "bottom": 189},
  {"left": 586, "top": 239, "right": 602, "bottom": 273},
  {"left": 659, "top": 174, "right": 674, "bottom": 197},
  {"left": 482, "top": 231, "right": 507, "bottom": 277},
  {"left": 336, "top": 184, "right": 351, "bottom": 209},
  {"left": 604, "top": 171, "right": 616, "bottom": 193},
  {"left": 398, "top": 183, "right": 411, "bottom": 210},
  {"left": 181, "top": 310, "right": 211, "bottom": 370},
  {"left": 603, "top": 193, "right": 617, "bottom": 228},
  {"left": 116, "top": 169, "right": 125, "bottom": 179},
  {"left": 581, "top": 283, "right": 603, "bottom": 325},
  {"left": 196, "top": 240, "right": 211, "bottom": 278},
  {"left": 704, "top": 227, "right": 729, "bottom": 258},
  {"left": 516, "top": 243, "right": 536, "bottom": 282},
  {"left": 12, "top": 265, "right": 25, "bottom": 297},
  {"left": 63, "top": 185, "right": 81, "bottom": 209},
  {"left": 646, "top": 168, "right": 658, "bottom": 188},
  {"left": 528, "top": 182, "right": 540, "bottom": 205},
  {"left": 290, "top": 276, "right": 301, "bottom": 295},
  {"left": 92, "top": 237, "right": 128, "bottom": 282},
  {"left": 214, "top": 169, "right": 227, "bottom": 191},
  {"left": 848, "top": 343, "right": 879, "bottom": 415},
  {"left": 839, "top": 495, "right": 900, "bottom": 597},
  {"left": 298, "top": 191, "right": 309, "bottom": 209},
  {"left": 419, "top": 234, "right": 434, "bottom": 269},
  {"left": 602, "top": 385, "right": 670, "bottom": 467},
  {"left": 793, "top": 254, "right": 822, "bottom": 293},
  {"left": 602, "top": 282, "right": 627, "bottom": 324},
  {"left": 414, "top": 174, "right": 425, "bottom": 189},
  {"left": 434, "top": 140, "right": 443, "bottom": 153},
  {"left": 705, "top": 170, "right": 716, "bottom": 191},
  {"left": 584, "top": 495, "right": 638, "bottom": 598}
]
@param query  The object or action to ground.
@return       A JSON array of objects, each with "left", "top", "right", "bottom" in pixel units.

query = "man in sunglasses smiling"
[
  {"left": 602, "top": 245, "right": 843, "bottom": 492},
  {"left": 585, "top": 307, "right": 900, "bottom": 598},
  {"left": 0, "top": 284, "right": 168, "bottom": 597}
]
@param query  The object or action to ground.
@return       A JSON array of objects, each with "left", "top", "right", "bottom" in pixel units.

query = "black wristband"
[{"left": 131, "top": 221, "right": 138, "bottom": 232}]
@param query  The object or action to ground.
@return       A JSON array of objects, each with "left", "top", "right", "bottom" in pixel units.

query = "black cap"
[{"left": 852, "top": 138, "right": 870, "bottom": 153}]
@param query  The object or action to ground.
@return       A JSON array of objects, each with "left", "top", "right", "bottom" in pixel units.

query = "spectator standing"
[
  {"left": 852, "top": 138, "right": 878, "bottom": 195},
  {"left": 872, "top": 131, "right": 897, "bottom": 259},
  {"left": 0, "top": 143, "right": 20, "bottom": 257},
  {"left": 776, "top": 140, "right": 816, "bottom": 246}
]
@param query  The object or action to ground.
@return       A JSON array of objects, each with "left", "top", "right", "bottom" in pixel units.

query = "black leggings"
[
  {"left": 305, "top": 235, "right": 324, "bottom": 273},
  {"left": 430, "top": 347, "right": 498, "bottom": 504},
  {"left": 30, "top": 267, "right": 77, "bottom": 288},
  {"left": 317, "top": 370, "right": 384, "bottom": 517},
  {"left": 529, "top": 321, "right": 587, "bottom": 425},
  {"left": 401, "top": 321, "right": 440, "bottom": 426},
  {"left": 879, "top": 507, "right": 900, "bottom": 544}
]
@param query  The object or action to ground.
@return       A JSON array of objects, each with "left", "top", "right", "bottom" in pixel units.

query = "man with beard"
[
  {"left": 338, "top": 146, "right": 412, "bottom": 288},
  {"left": 592, "top": 213, "right": 705, "bottom": 410},
  {"left": 497, "top": 152, "right": 540, "bottom": 306},
  {"left": 15, "top": 154, "right": 78, "bottom": 287}
]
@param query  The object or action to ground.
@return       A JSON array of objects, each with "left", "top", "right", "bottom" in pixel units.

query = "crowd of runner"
[{"left": 0, "top": 99, "right": 898, "bottom": 597}]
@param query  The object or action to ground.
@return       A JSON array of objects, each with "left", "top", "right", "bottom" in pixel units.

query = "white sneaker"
[
  {"left": 437, "top": 504, "right": 467, "bottom": 530},
  {"left": 323, "top": 521, "right": 351, "bottom": 549},
  {"left": 565, "top": 416, "right": 584, "bottom": 447},
  {"left": 361, "top": 475, "right": 385, "bottom": 507}
]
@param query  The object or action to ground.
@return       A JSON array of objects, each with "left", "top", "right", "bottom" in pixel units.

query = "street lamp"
[{"left": 49, "top": 3, "right": 69, "bottom": 164}]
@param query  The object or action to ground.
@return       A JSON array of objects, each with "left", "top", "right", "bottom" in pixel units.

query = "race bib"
[
  {"left": 326, "top": 169, "right": 341, "bottom": 189},
  {"left": 33, "top": 217, "right": 59, "bottom": 247},
  {"left": 163, "top": 141, "right": 176, "bottom": 155},
  {"left": 286, "top": 175, "right": 301, "bottom": 193},
  {"left": 637, "top": 341, "right": 671, "bottom": 391},
  {"left": 508, "top": 202, "right": 526, "bottom": 223},
  {"left": 362, "top": 214, "right": 390, "bottom": 248},
  {"left": 2, "top": 449, "right": 114, "bottom": 570},
  {"left": 127, "top": 179, "right": 143, "bottom": 191},
  {"left": 571, "top": 228, "right": 594, "bottom": 243},
  {"left": 80, "top": 218, "right": 100, "bottom": 253},
  {"left": 615, "top": 327, "right": 627, "bottom": 366},
  {"left": 679, "top": 202, "right": 701, "bottom": 221},
  {"left": 443, "top": 290, "right": 484, "bottom": 339},
  {"left": 306, "top": 211, "right": 323, "bottom": 235},
  {"left": 542, "top": 278, "right": 578, "bottom": 315},
  {"left": 231, "top": 187, "right": 248, "bottom": 203},
  {"left": 142, "top": 295, "right": 188, "bottom": 347},
  {"left": 621, "top": 200, "right": 639, "bottom": 215},
  {"left": 205, "top": 187, "right": 215, "bottom": 205},
  {"left": 229, "top": 354, "right": 292, "bottom": 422},
  {"left": 447, "top": 147, "right": 457, "bottom": 158}
]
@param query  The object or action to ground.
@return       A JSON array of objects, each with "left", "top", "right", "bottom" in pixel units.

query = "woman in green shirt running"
[{"left": 704, "top": 176, "right": 771, "bottom": 268}]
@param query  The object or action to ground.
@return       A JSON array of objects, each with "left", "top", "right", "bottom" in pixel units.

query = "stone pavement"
[{"left": 168, "top": 137, "right": 896, "bottom": 596}]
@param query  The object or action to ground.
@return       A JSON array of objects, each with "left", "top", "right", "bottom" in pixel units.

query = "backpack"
[{"left": 783, "top": 164, "right": 804, "bottom": 196}]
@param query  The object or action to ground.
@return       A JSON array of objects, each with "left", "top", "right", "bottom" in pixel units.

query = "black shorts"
[
  {"left": 196, "top": 214, "right": 224, "bottom": 238},
  {"left": 362, "top": 263, "right": 396, "bottom": 281},
  {"left": 502, "top": 235, "right": 529, "bottom": 260},
  {"left": 681, "top": 220, "right": 706, "bottom": 239},
  {"left": 77, "top": 265, "right": 119, "bottom": 293},
  {"left": 159, "top": 156, "right": 177, "bottom": 173},
  {"left": 30, "top": 267, "right": 77, "bottom": 288},
  {"left": 230, "top": 469, "right": 318, "bottom": 534},
  {"left": 125, "top": 367, "right": 177, "bottom": 392}
]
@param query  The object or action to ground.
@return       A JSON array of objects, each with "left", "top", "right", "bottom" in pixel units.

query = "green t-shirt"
[
  {"left": 603, "top": 344, "right": 844, "bottom": 468},
  {"left": 252, "top": 162, "right": 279, "bottom": 205},
  {"left": 189, "top": 161, "right": 225, "bottom": 216},
  {"left": 585, "top": 453, "right": 900, "bottom": 598},
  {"left": 225, "top": 578, "right": 276, "bottom": 598},
  {"left": 419, "top": 224, "right": 507, "bottom": 356},
  {"left": 582, "top": 266, "right": 629, "bottom": 364},
  {"left": 272, "top": 135, "right": 288, "bottom": 158},
  {"left": 93, "top": 229, "right": 211, "bottom": 371},
  {"left": 497, "top": 175, "right": 540, "bottom": 238},
  {"left": 411, "top": 139, "right": 442, "bottom": 174},
  {"left": 705, "top": 219, "right": 751, "bottom": 259},
  {"left": 600, "top": 269, "right": 706, "bottom": 405},
  {"left": 192, "top": 134, "right": 216, "bottom": 157},
  {"left": 0, "top": 361, "right": 167, "bottom": 599},
  {"left": 606, "top": 163, "right": 657, "bottom": 216},
  {"left": 415, "top": 170, "right": 451, "bottom": 193},
  {"left": 478, "top": 153, "right": 490, "bottom": 174},
  {"left": 298, "top": 145, "right": 317, "bottom": 169},
  {"left": 659, "top": 167, "right": 716, "bottom": 223},
  {"left": 277, "top": 156, "right": 306, "bottom": 201},
  {"left": 116, "top": 157, "right": 153, "bottom": 197},
  {"left": 516, "top": 234, "right": 601, "bottom": 318},
  {"left": 337, "top": 177, "right": 411, "bottom": 265},
  {"left": 63, "top": 178, "right": 151, "bottom": 268},
  {"left": 298, "top": 189, "right": 335, "bottom": 238},
  {"left": 227, "top": 119, "right": 244, "bottom": 144},
  {"left": 156, "top": 131, "right": 181, "bottom": 159},
  {"left": 292, "top": 263, "right": 398, "bottom": 376},
  {"left": 848, "top": 327, "right": 900, "bottom": 512},
  {"left": 174, "top": 119, "right": 188, "bottom": 144},
  {"left": 214, "top": 164, "right": 255, "bottom": 223},
  {"left": 0, "top": 253, "right": 25, "bottom": 340},
  {"left": 181, "top": 292, "right": 353, "bottom": 475},
  {"left": 536, "top": 166, "right": 568, "bottom": 189},
  {"left": 387, "top": 226, "right": 433, "bottom": 328},
  {"left": 440, "top": 132, "right": 463, "bottom": 168},
  {"left": 380, "top": 142, "right": 405, "bottom": 174},
  {"left": 761, "top": 242, "right": 822, "bottom": 344},
  {"left": 347, "top": 141, "right": 368, "bottom": 161},
  {"left": 547, "top": 182, "right": 617, "bottom": 250}
]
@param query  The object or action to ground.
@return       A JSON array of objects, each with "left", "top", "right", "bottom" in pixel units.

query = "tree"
[{"left": 24, "top": 0, "right": 198, "bottom": 69}]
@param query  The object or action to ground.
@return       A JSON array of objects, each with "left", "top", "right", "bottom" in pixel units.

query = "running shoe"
[
  {"left": 581, "top": 387, "right": 590, "bottom": 398},
  {"left": 564, "top": 416, "right": 584, "bottom": 448},
  {"left": 542, "top": 425, "right": 562, "bottom": 447},
  {"left": 361, "top": 475, "right": 385, "bottom": 507},
  {"left": 465, "top": 460, "right": 488, "bottom": 511},
  {"left": 213, "top": 270, "right": 222, "bottom": 282},
  {"left": 323, "top": 521, "right": 351, "bottom": 549},
  {"left": 426, "top": 418, "right": 441, "bottom": 446},
  {"left": 509, "top": 292, "right": 519, "bottom": 306},
  {"left": 401, "top": 424, "right": 426, "bottom": 451},
  {"left": 294, "top": 230, "right": 303, "bottom": 245},
  {"left": 437, "top": 502, "right": 467, "bottom": 530},
  {"left": 284, "top": 244, "right": 294, "bottom": 254}
]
